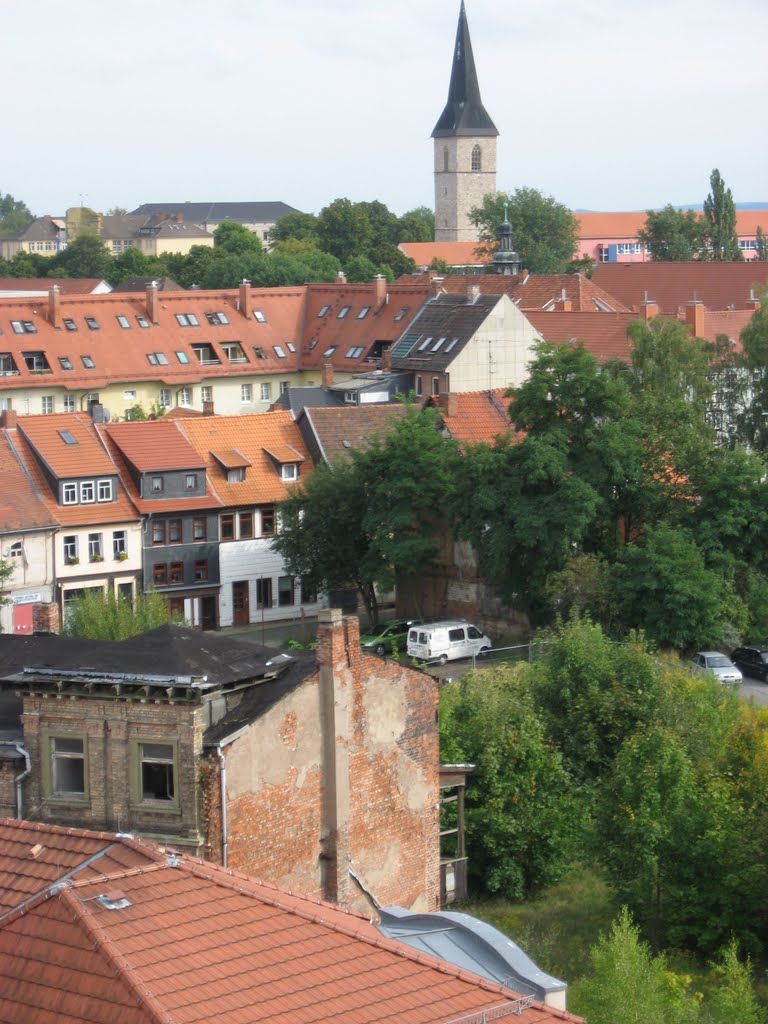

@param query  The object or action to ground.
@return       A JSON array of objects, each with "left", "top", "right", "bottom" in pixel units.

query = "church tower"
[{"left": 432, "top": 1, "right": 498, "bottom": 243}]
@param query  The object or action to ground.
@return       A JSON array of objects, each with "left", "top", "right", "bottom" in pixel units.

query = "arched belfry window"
[
  {"left": 443, "top": 146, "right": 449, "bottom": 172},
  {"left": 471, "top": 145, "right": 482, "bottom": 172}
]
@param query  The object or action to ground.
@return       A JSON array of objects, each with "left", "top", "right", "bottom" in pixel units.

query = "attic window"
[
  {"left": 286, "top": 342, "right": 296, "bottom": 353},
  {"left": 23, "top": 352, "right": 49, "bottom": 371},
  {"left": 337, "top": 306, "right": 350, "bottom": 319},
  {"left": 155, "top": 352, "right": 168, "bottom": 365},
  {"left": 418, "top": 336, "right": 433, "bottom": 351},
  {"left": 175, "top": 313, "right": 199, "bottom": 327},
  {"left": 445, "top": 338, "right": 459, "bottom": 352},
  {"left": 147, "top": 353, "right": 158, "bottom": 365},
  {"left": 227, "top": 467, "right": 246, "bottom": 483},
  {"left": 346, "top": 346, "right": 364, "bottom": 358},
  {"left": 136, "top": 315, "right": 150, "bottom": 328},
  {"left": 59, "top": 356, "right": 73, "bottom": 370},
  {"left": 253, "top": 346, "right": 267, "bottom": 359},
  {"left": 117, "top": 315, "right": 131, "bottom": 329},
  {"left": 432, "top": 337, "right": 446, "bottom": 351},
  {"left": 273, "top": 345, "right": 286, "bottom": 358},
  {"left": 98, "top": 891, "right": 132, "bottom": 911},
  {"left": 322, "top": 346, "right": 336, "bottom": 357},
  {"left": 59, "top": 430, "right": 78, "bottom": 445},
  {"left": 253, "top": 310, "right": 267, "bottom": 324},
  {"left": 308, "top": 338, "right": 318, "bottom": 350},
  {"left": 81, "top": 355, "right": 95, "bottom": 369},
  {"left": 63, "top": 318, "right": 77, "bottom": 332},
  {"left": 393, "top": 307, "right": 409, "bottom": 321},
  {"left": 358, "top": 307, "right": 370, "bottom": 319},
  {"left": 85, "top": 317, "right": 99, "bottom": 331},
  {"left": 176, "top": 351, "right": 189, "bottom": 364},
  {"left": 317, "top": 305, "right": 329, "bottom": 318},
  {"left": 206, "top": 311, "right": 229, "bottom": 326},
  {"left": 282, "top": 463, "right": 298, "bottom": 482},
  {"left": 11, "top": 320, "right": 36, "bottom": 334}
]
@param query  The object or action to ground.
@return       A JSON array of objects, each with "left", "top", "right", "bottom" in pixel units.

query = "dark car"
[
  {"left": 360, "top": 619, "right": 422, "bottom": 657},
  {"left": 731, "top": 646, "right": 768, "bottom": 681}
]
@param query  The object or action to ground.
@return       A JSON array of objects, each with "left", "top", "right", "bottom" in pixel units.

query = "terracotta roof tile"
[
  {"left": 434, "top": 273, "right": 630, "bottom": 312},
  {"left": 524, "top": 311, "right": 637, "bottom": 364},
  {"left": 179, "top": 411, "right": 314, "bottom": 506},
  {"left": 0, "top": 822, "right": 586, "bottom": 1023},
  {"left": 399, "top": 242, "right": 489, "bottom": 268},
  {"left": 592, "top": 262, "right": 768, "bottom": 314},
  {"left": 299, "top": 405, "right": 408, "bottom": 464},
  {"left": 430, "top": 390, "right": 517, "bottom": 446},
  {"left": 0, "top": 432, "right": 57, "bottom": 532},
  {"left": 106, "top": 420, "right": 206, "bottom": 472},
  {"left": 578, "top": 209, "right": 768, "bottom": 240}
]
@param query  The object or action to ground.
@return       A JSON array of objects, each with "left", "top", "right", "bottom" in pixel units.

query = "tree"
[
  {"left": 703, "top": 168, "right": 741, "bottom": 262},
  {"left": 316, "top": 198, "right": 373, "bottom": 264},
  {"left": 756, "top": 226, "right": 768, "bottom": 261},
  {"left": 275, "top": 407, "right": 457, "bottom": 624},
  {"left": 439, "top": 663, "right": 582, "bottom": 898},
  {"left": 268, "top": 211, "right": 319, "bottom": 245},
  {"left": 108, "top": 245, "right": 169, "bottom": 286},
  {"left": 613, "top": 525, "right": 724, "bottom": 649},
  {"left": 397, "top": 206, "right": 435, "bottom": 243},
  {"left": 469, "top": 187, "right": 578, "bottom": 273},
  {"left": 52, "top": 234, "right": 113, "bottom": 279},
  {"left": 63, "top": 589, "right": 175, "bottom": 640},
  {"left": 213, "top": 220, "right": 263, "bottom": 256},
  {"left": 569, "top": 908, "right": 673, "bottom": 1024},
  {"left": 735, "top": 301, "right": 768, "bottom": 449},
  {"left": 0, "top": 191, "right": 34, "bottom": 237},
  {"left": 0, "top": 558, "right": 13, "bottom": 629},
  {"left": 638, "top": 205, "right": 707, "bottom": 262},
  {"left": 106, "top": 206, "right": 128, "bottom": 216}
]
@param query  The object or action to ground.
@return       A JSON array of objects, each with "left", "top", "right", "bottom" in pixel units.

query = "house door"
[
  {"left": 232, "top": 581, "right": 249, "bottom": 626},
  {"left": 13, "top": 603, "right": 33, "bottom": 635},
  {"left": 201, "top": 595, "right": 218, "bottom": 631}
]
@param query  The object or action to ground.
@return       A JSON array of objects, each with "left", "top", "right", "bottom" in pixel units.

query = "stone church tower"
[{"left": 432, "top": 1, "right": 499, "bottom": 243}]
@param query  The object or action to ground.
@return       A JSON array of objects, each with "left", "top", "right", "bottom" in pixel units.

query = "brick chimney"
[
  {"left": 641, "top": 290, "right": 659, "bottom": 319},
  {"left": 322, "top": 362, "right": 334, "bottom": 388},
  {"left": 239, "top": 278, "right": 251, "bottom": 319},
  {"left": 314, "top": 609, "right": 359, "bottom": 904},
  {"left": 380, "top": 344, "right": 392, "bottom": 371},
  {"left": 146, "top": 280, "right": 159, "bottom": 324},
  {"left": 373, "top": 273, "right": 388, "bottom": 313},
  {"left": 203, "top": 400, "right": 215, "bottom": 416},
  {"left": 685, "top": 300, "right": 704, "bottom": 337},
  {"left": 467, "top": 284, "right": 480, "bottom": 304},
  {"left": 175, "top": 211, "right": 184, "bottom": 224},
  {"left": 33, "top": 602, "right": 60, "bottom": 634},
  {"left": 48, "top": 285, "right": 61, "bottom": 328},
  {"left": 747, "top": 288, "right": 761, "bottom": 310},
  {"left": 336, "top": 271, "right": 347, "bottom": 285},
  {"left": 1, "top": 409, "right": 18, "bottom": 429},
  {"left": 432, "top": 276, "right": 445, "bottom": 297},
  {"left": 446, "top": 392, "right": 458, "bottom": 417},
  {"left": 555, "top": 288, "right": 572, "bottom": 312}
]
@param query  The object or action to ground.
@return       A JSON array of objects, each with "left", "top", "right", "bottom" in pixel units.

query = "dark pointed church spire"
[{"left": 432, "top": 1, "right": 498, "bottom": 138}]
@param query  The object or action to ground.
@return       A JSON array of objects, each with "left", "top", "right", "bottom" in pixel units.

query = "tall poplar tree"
[{"left": 703, "top": 168, "right": 741, "bottom": 261}]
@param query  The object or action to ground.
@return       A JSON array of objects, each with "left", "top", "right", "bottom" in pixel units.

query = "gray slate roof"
[
  {"left": 130, "top": 202, "right": 299, "bottom": 224},
  {"left": 390, "top": 293, "right": 499, "bottom": 371},
  {"left": 432, "top": 1, "right": 498, "bottom": 138}
]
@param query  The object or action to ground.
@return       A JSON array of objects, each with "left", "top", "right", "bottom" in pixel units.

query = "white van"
[{"left": 407, "top": 620, "right": 492, "bottom": 665}]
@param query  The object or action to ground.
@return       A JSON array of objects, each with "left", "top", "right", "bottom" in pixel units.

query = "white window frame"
[
  {"left": 97, "top": 479, "right": 113, "bottom": 502},
  {"left": 63, "top": 482, "right": 77, "bottom": 504},
  {"left": 260, "top": 382, "right": 271, "bottom": 402},
  {"left": 80, "top": 481, "right": 95, "bottom": 503},
  {"left": 241, "top": 383, "right": 253, "bottom": 404}
]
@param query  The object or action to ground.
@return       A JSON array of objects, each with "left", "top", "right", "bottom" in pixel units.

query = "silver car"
[{"left": 690, "top": 651, "right": 743, "bottom": 685}]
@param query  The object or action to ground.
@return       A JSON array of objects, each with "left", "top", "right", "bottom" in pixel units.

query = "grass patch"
[{"left": 459, "top": 864, "right": 618, "bottom": 984}]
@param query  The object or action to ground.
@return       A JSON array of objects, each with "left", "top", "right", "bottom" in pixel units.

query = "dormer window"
[
  {"left": 0, "top": 353, "right": 18, "bottom": 375},
  {"left": 221, "top": 342, "right": 247, "bottom": 363},
  {"left": 282, "top": 464, "right": 298, "bottom": 482},
  {"left": 228, "top": 467, "right": 246, "bottom": 483},
  {"left": 23, "top": 352, "right": 50, "bottom": 371}
]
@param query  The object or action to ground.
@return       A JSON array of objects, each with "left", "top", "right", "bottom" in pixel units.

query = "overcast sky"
[{"left": 4, "top": 0, "right": 766, "bottom": 219}]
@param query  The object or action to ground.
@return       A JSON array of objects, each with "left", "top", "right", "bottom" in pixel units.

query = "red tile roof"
[
  {"left": 577, "top": 210, "right": 768, "bottom": 240},
  {"left": 592, "top": 262, "right": 768, "bottom": 314},
  {"left": 298, "top": 404, "right": 408, "bottom": 464},
  {"left": 399, "top": 242, "right": 490, "bottom": 268},
  {"left": 106, "top": 420, "right": 206, "bottom": 472},
  {"left": 430, "top": 390, "right": 517, "bottom": 446},
  {"left": 0, "top": 820, "right": 583, "bottom": 1024},
  {"left": 179, "top": 412, "right": 315, "bottom": 506},
  {"left": 524, "top": 311, "right": 637, "bottom": 364},
  {"left": 434, "top": 273, "right": 630, "bottom": 312},
  {"left": 0, "top": 432, "right": 57, "bottom": 533},
  {"left": 0, "top": 279, "right": 109, "bottom": 295}
]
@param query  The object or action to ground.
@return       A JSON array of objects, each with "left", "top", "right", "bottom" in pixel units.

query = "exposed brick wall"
[
  {"left": 219, "top": 610, "right": 441, "bottom": 915},
  {"left": 32, "top": 603, "right": 60, "bottom": 634},
  {"left": 0, "top": 760, "right": 19, "bottom": 818},
  {"left": 20, "top": 694, "right": 207, "bottom": 853}
]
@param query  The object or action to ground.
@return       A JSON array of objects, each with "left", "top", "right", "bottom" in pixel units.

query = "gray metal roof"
[
  {"left": 390, "top": 293, "right": 499, "bottom": 371},
  {"left": 378, "top": 907, "right": 566, "bottom": 1002},
  {"left": 432, "top": 1, "right": 498, "bottom": 138},
  {"left": 130, "top": 202, "right": 300, "bottom": 224}
]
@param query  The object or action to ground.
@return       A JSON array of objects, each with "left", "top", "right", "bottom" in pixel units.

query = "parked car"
[
  {"left": 360, "top": 619, "right": 422, "bottom": 657},
  {"left": 407, "top": 621, "right": 492, "bottom": 665},
  {"left": 730, "top": 646, "right": 768, "bottom": 681},
  {"left": 689, "top": 651, "right": 743, "bottom": 685}
]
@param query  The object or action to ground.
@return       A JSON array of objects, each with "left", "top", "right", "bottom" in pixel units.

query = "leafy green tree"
[
  {"left": 63, "top": 589, "right": 175, "bottom": 640},
  {"left": 317, "top": 198, "right": 373, "bottom": 264},
  {"left": 268, "top": 211, "right": 319, "bottom": 245},
  {"left": 704, "top": 940, "right": 765, "bottom": 1024},
  {"left": 703, "top": 169, "right": 741, "bottom": 262},
  {"left": 358, "top": 200, "right": 399, "bottom": 248},
  {"left": 469, "top": 187, "right": 578, "bottom": 273},
  {"left": 106, "top": 206, "right": 128, "bottom": 216},
  {"left": 756, "top": 226, "right": 768, "bottom": 261},
  {"left": 275, "top": 407, "right": 457, "bottom": 624},
  {"left": 612, "top": 525, "right": 723, "bottom": 649},
  {"left": 638, "top": 205, "right": 707, "bottom": 262},
  {"left": 569, "top": 908, "right": 674, "bottom": 1024},
  {"left": 345, "top": 254, "right": 379, "bottom": 283},
  {"left": 735, "top": 301, "right": 768, "bottom": 449},
  {"left": 440, "top": 663, "right": 582, "bottom": 898},
  {"left": 0, "top": 558, "right": 13, "bottom": 629},
  {"left": 108, "top": 245, "right": 168, "bottom": 286},
  {"left": 52, "top": 234, "right": 113, "bottom": 279},
  {"left": 213, "top": 220, "right": 263, "bottom": 256},
  {"left": 0, "top": 191, "right": 34, "bottom": 237},
  {"left": 397, "top": 205, "right": 435, "bottom": 242}
]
